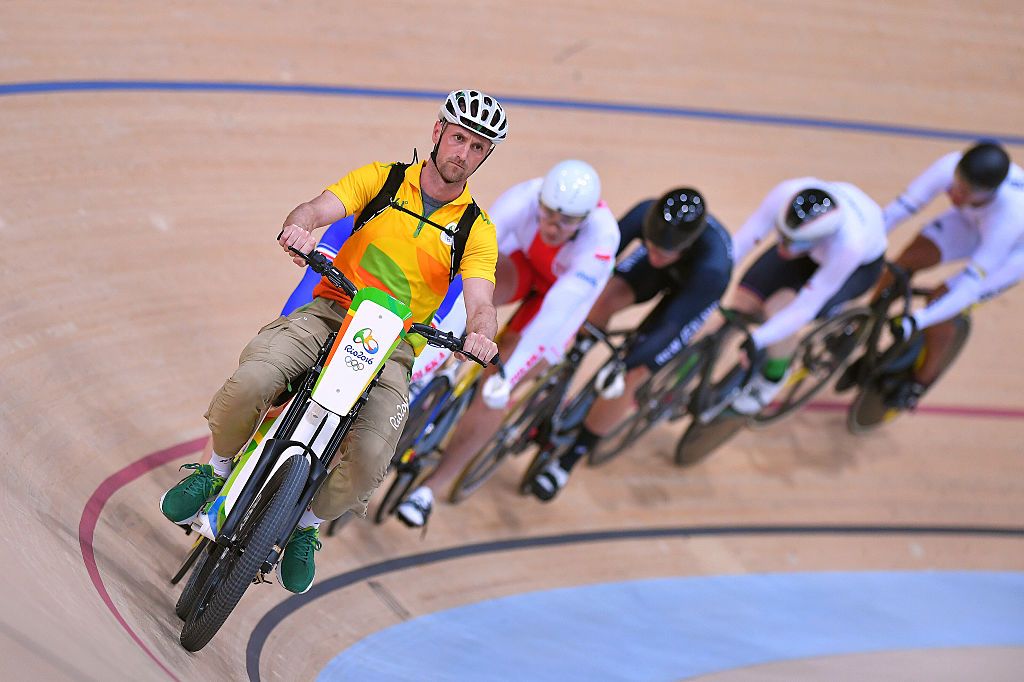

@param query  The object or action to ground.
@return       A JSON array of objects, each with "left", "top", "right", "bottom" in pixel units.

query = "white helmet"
[
  {"left": 439, "top": 89, "right": 508, "bottom": 144},
  {"left": 775, "top": 186, "right": 844, "bottom": 242},
  {"left": 539, "top": 160, "right": 601, "bottom": 218}
]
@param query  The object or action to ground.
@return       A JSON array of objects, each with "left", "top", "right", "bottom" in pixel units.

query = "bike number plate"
[{"left": 312, "top": 290, "right": 409, "bottom": 415}]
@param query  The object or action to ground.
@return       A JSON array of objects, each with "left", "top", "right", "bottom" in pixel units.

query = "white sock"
[
  {"left": 409, "top": 486, "right": 434, "bottom": 505},
  {"left": 298, "top": 508, "right": 325, "bottom": 529},
  {"left": 208, "top": 452, "right": 233, "bottom": 478}
]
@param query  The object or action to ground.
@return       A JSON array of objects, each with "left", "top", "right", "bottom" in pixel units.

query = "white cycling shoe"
[
  {"left": 731, "top": 370, "right": 790, "bottom": 416},
  {"left": 396, "top": 486, "right": 434, "bottom": 528}
]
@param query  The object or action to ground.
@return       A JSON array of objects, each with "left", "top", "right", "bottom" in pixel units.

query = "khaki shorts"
[{"left": 205, "top": 296, "right": 414, "bottom": 519}]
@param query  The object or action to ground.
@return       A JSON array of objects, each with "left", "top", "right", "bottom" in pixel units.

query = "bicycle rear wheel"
[
  {"left": 373, "top": 467, "right": 418, "bottom": 524},
  {"left": 179, "top": 454, "right": 309, "bottom": 651},
  {"left": 753, "top": 308, "right": 870, "bottom": 426},
  {"left": 171, "top": 536, "right": 208, "bottom": 587},
  {"left": 174, "top": 538, "right": 219, "bottom": 620},
  {"left": 448, "top": 379, "right": 560, "bottom": 503}
]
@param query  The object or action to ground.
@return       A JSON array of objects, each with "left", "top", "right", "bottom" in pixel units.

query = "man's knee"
[{"left": 206, "top": 360, "right": 288, "bottom": 454}]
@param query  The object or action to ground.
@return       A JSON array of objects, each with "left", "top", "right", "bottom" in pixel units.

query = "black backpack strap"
[
  {"left": 449, "top": 201, "right": 480, "bottom": 283},
  {"left": 353, "top": 162, "right": 410, "bottom": 232}
]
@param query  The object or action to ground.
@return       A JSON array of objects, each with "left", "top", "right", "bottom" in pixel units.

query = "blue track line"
[{"left": 3, "top": 79, "right": 1023, "bottom": 146}]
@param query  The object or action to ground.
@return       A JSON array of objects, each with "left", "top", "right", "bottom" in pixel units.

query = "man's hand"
[
  {"left": 279, "top": 223, "right": 317, "bottom": 266},
  {"left": 457, "top": 331, "right": 498, "bottom": 365},
  {"left": 889, "top": 315, "right": 917, "bottom": 344}
]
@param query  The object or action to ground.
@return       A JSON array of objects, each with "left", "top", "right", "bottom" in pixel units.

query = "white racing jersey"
[
  {"left": 733, "top": 177, "right": 887, "bottom": 348},
  {"left": 884, "top": 152, "right": 1024, "bottom": 329},
  {"left": 490, "top": 177, "right": 620, "bottom": 386}
]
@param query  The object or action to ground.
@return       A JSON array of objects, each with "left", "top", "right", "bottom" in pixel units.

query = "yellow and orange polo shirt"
[{"left": 312, "top": 161, "right": 497, "bottom": 349}]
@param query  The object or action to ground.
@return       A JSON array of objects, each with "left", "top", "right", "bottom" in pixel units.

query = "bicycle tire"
[
  {"left": 174, "top": 538, "right": 218, "bottom": 620},
  {"left": 179, "top": 454, "right": 309, "bottom": 651},
  {"left": 753, "top": 308, "right": 871, "bottom": 426},
  {"left": 674, "top": 410, "right": 748, "bottom": 467},
  {"left": 448, "top": 380, "right": 559, "bottom": 503},
  {"left": 394, "top": 377, "right": 450, "bottom": 464}
]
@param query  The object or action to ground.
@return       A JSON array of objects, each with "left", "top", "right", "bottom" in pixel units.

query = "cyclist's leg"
[
  {"left": 396, "top": 255, "right": 529, "bottom": 521},
  {"left": 197, "top": 219, "right": 354, "bottom": 464},
  {"left": 894, "top": 212, "right": 975, "bottom": 390},
  {"left": 162, "top": 298, "right": 337, "bottom": 523},
  {"left": 309, "top": 341, "right": 415, "bottom": 520}
]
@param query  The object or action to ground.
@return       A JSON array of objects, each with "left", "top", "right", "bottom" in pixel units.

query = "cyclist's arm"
[
  {"left": 502, "top": 265, "right": 611, "bottom": 386},
  {"left": 462, "top": 276, "right": 498, "bottom": 348},
  {"left": 882, "top": 152, "right": 959, "bottom": 233},
  {"left": 912, "top": 212, "right": 1024, "bottom": 329},
  {"left": 751, "top": 245, "right": 861, "bottom": 348}
]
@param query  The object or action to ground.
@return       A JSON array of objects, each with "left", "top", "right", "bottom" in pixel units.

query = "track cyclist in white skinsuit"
[
  {"left": 728, "top": 179, "right": 887, "bottom": 414},
  {"left": 396, "top": 160, "right": 621, "bottom": 527},
  {"left": 868, "top": 140, "right": 1024, "bottom": 408}
]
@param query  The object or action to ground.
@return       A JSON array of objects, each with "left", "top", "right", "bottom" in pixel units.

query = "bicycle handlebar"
[
  {"left": 280, "top": 240, "right": 500, "bottom": 369},
  {"left": 408, "top": 323, "right": 503, "bottom": 370}
]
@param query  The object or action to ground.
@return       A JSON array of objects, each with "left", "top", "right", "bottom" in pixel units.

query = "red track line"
[
  {"left": 804, "top": 400, "right": 1024, "bottom": 420},
  {"left": 78, "top": 436, "right": 205, "bottom": 681}
]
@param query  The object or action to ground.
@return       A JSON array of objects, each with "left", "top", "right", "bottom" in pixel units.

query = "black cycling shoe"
[
  {"left": 883, "top": 380, "right": 926, "bottom": 410},
  {"left": 529, "top": 460, "right": 570, "bottom": 502}
]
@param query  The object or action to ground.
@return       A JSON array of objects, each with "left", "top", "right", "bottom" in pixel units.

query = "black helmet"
[
  {"left": 957, "top": 141, "right": 1010, "bottom": 190},
  {"left": 642, "top": 187, "right": 707, "bottom": 251},
  {"left": 776, "top": 187, "right": 843, "bottom": 243}
]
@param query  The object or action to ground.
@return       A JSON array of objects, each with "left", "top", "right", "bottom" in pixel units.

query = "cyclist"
[
  {"left": 529, "top": 187, "right": 734, "bottom": 501},
  {"left": 395, "top": 159, "right": 620, "bottom": 526},
  {"left": 160, "top": 89, "right": 507, "bottom": 593},
  {"left": 726, "top": 178, "right": 887, "bottom": 415},
  {"left": 866, "top": 140, "right": 1024, "bottom": 408}
]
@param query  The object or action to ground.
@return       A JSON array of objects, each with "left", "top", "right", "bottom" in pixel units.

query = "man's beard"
[{"left": 438, "top": 158, "right": 470, "bottom": 184}]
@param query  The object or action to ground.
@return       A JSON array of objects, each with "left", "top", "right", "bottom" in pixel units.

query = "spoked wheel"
[
  {"left": 372, "top": 466, "right": 419, "bottom": 524},
  {"left": 448, "top": 380, "right": 560, "bottom": 503},
  {"left": 588, "top": 346, "right": 704, "bottom": 467},
  {"left": 394, "top": 376, "right": 450, "bottom": 465},
  {"left": 675, "top": 410, "right": 749, "bottom": 467},
  {"left": 753, "top": 308, "right": 871, "bottom": 426},
  {"left": 848, "top": 316, "right": 970, "bottom": 433},
  {"left": 171, "top": 536, "right": 209, "bottom": 587},
  {"left": 179, "top": 454, "right": 309, "bottom": 651}
]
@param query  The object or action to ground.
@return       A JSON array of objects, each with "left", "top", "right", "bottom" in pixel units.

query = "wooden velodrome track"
[{"left": 3, "top": 2, "right": 1023, "bottom": 680}]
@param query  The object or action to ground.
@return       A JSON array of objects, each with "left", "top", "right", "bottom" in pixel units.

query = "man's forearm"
[{"left": 467, "top": 303, "right": 498, "bottom": 340}]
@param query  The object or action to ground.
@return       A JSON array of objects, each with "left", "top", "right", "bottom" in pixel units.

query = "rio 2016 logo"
[{"left": 353, "top": 327, "right": 379, "bottom": 354}]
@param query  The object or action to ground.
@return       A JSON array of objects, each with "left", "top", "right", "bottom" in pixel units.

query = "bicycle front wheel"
[
  {"left": 753, "top": 308, "right": 870, "bottom": 426},
  {"left": 448, "top": 380, "right": 558, "bottom": 503},
  {"left": 179, "top": 454, "right": 309, "bottom": 651}
]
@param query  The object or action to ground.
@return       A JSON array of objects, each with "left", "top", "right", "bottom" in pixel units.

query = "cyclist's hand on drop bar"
[
  {"left": 457, "top": 331, "right": 498, "bottom": 367},
  {"left": 278, "top": 224, "right": 317, "bottom": 267},
  {"left": 889, "top": 315, "right": 916, "bottom": 343},
  {"left": 738, "top": 336, "right": 764, "bottom": 371}
]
